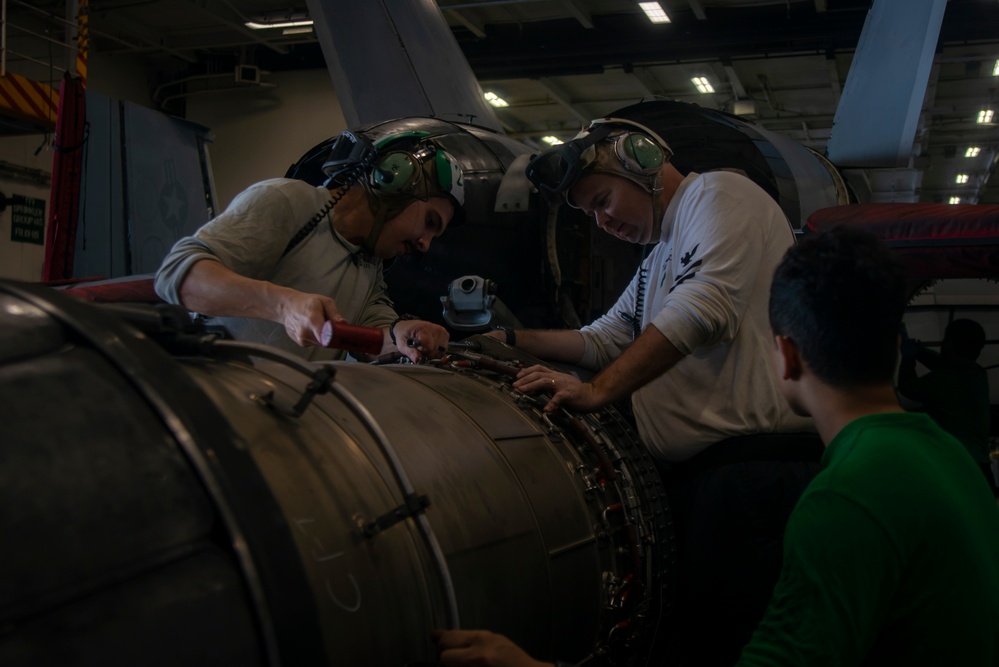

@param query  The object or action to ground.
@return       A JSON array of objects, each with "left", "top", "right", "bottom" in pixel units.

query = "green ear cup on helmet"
[
  {"left": 616, "top": 132, "right": 665, "bottom": 173},
  {"left": 434, "top": 149, "right": 452, "bottom": 191},
  {"left": 369, "top": 131, "right": 429, "bottom": 194},
  {"left": 371, "top": 152, "right": 419, "bottom": 193},
  {"left": 367, "top": 130, "right": 464, "bottom": 201},
  {"left": 433, "top": 149, "right": 465, "bottom": 206},
  {"left": 369, "top": 139, "right": 464, "bottom": 207},
  {"left": 588, "top": 117, "right": 672, "bottom": 177},
  {"left": 343, "top": 129, "right": 464, "bottom": 226}
]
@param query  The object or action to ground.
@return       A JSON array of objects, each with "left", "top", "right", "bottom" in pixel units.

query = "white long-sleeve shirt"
[{"left": 579, "top": 171, "right": 814, "bottom": 461}]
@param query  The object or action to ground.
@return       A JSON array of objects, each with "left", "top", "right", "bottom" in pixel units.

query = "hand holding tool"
[{"left": 320, "top": 320, "right": 384, "bottom": 355}]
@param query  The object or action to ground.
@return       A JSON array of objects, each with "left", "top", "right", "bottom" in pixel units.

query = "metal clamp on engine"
[{"left": 359, "top": 492, "right": 431, "bottom": 539}]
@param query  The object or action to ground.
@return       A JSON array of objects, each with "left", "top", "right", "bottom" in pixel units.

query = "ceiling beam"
[
  {"left": 826, "top": 50, "right": 842, "bottom": 107},
  {"left": 537, "top": 76, "right": 591, "bottom": 124},
  {"left": 913, "top": 61, "right": 942, "bottom": 159},
  {"left": 187, "top": 0, "right": 290, "bottom": 55},
  {"left": 458, "top": 3, "right": 997, "bottom": 80},
  {"left": 686, "top": 0, "right": 708, "bottom": 21},
  {"left": 491, "top": 107, "right": 529, "bottom": 135},
  {"left": 560, "top": 0, "right": 593, "bottom": 29},
  {"left": 21, "top": 0, "right": 199, "bottom": 64},
  {"left": 632, "top": 66, "right": 666, "bottom": 99},
  {"left": 444, "top": 8, "right": 486, "bottom": 38},
  {"left": 460, "top": 6, "right": 872, "bottom": 78},
  {"left": 722, "top": 62, "right": 747, "bottom": 99},
  {"left": 757, "top": 74, "right": 778, "bottom": 112}
]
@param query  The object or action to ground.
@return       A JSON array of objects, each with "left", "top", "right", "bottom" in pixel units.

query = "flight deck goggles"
[
  {"left": 525, "top": 125, "right": 615, "bottom": 202},
  {"left": 525, "top": 119, "right": 672, "bottom": 203}
]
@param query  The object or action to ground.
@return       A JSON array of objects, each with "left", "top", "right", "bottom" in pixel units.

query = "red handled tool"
[{"left": 320, "top": 320, "right": 384, "bottom": 355}]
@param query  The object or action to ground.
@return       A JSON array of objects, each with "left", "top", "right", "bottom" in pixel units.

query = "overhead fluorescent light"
[
  {"left": 955, "top": 174, "right": 970, "bottom": 184},
  {"left": 282, "top": 26, "right": 313, "bottom": 35},
  {"left": 639, "top": 2, "right": 671, "bottom": 24},
  {"left": 484, "top": 92, "right": 509, "bottom": 108},
  {"left": 542, "top": 136, "right": 563, "bottom": 145},
  {"left": 977, "top": 109, "right": 994, "bottom": 124},
  {"left": 245, "top": 19, "right": 314, "bottom": 30},
  {"left": 965, "top": 146, "right": 981, "bottom": 157},
  {"left": 949, "top": 196, "right": 961, "bottom": 204},
  {"left": 692, "top": 77, "right": 714, "bottom": 94},
  {"left": 993, "top": 59, "right": 999, "bottom": 76}
]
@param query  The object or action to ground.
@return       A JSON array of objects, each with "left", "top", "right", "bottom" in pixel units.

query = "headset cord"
[
  {"left": 281, "top": 160, "right": 369, "bottom": 258},
  {"left": 619, "top": 244, "right": 651, "bottom": 341}
]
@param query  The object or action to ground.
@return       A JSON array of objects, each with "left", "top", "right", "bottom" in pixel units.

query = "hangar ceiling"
[{"left": 3, "top": 0, "right": 999, "bottom": 204}]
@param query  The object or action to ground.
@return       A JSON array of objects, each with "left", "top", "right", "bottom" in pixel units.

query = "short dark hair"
[{"left": 769, "top": 226, "right": 908, "bottom": 387}]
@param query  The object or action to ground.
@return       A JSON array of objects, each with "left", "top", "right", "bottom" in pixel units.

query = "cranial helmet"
[
  {"left": 321, "top": 129, "right": 466, "bottom": 257},
  {"left": 323, "top": 129, "right": 465, "bottom": 214},
  {"left": 525, "top": 117, "right": 673, "bottom": 205}
]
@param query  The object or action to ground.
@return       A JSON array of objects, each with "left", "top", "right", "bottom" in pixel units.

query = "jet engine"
[{"left": 0, "top": 281, "right": 673, "bottom": 666}]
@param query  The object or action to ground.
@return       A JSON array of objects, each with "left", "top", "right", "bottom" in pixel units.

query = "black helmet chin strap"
[
  {"left": 360, "top": 185, "right": 422, "bottom": 259},
  {"left": 359, "top": 164, "right": 440, "bottom": 258},
  {"left": 361, "top": 199, "right": 391, "bottom": 259}
]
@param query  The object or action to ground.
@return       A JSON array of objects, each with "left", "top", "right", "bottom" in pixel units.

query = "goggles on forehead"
[
  {"left": 526, "top": 119, "right": 672, "bottom": 204},
  {"left": 525, "top": 125, "right": 614, "bottom": 202}
]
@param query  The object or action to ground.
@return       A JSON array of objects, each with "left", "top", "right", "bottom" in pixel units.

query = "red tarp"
[
  {"left": 42, "top": 72, "right": 87, "bottom": 281},
  {"left": 60, "top": 276, "right": 160, "bottom": 303},
  {"left": 806, "top": 203, "right": 999, "bottom": 286}
]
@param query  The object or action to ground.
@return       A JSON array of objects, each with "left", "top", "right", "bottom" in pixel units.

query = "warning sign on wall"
[{"left": 10, "top": 195, "right": 46, "bottom": 246}]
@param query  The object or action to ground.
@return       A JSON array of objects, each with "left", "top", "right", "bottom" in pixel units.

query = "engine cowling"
[{"left": 0, "top": 281, "right": 673, "bottom": 666}]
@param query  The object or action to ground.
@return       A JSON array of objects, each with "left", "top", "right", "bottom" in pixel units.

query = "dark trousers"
[{"left": 657, "top": 433, "right": 824, "bottom": 667}]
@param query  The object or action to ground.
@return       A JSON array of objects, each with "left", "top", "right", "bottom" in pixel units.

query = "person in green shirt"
[
  {"left": 897, "top": 318, "right": 996, "bottom": 495},
  {"left": 737, "top": 225, "right": 999, "bottom": 665}
]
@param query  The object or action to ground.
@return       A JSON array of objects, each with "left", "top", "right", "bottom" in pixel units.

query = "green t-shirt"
[{"left": 737, "top": 412, "right": 999, "bottom": 666}]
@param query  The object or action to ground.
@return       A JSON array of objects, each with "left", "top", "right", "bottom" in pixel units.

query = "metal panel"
[
  {"left": 73, "top": 91, "right": 123, "bottom": 278},
  {"left": 826, "top": 0, "right": 948, "bottom": 167},
  {"left": 306, "top": 0, "right": 502, "bottom": 131},
  {"left": 121, "top": 102, "right": 214, "bottom": 275},
  {"left": 73, "top": 91, "right": 215, "bottom": 278}
]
